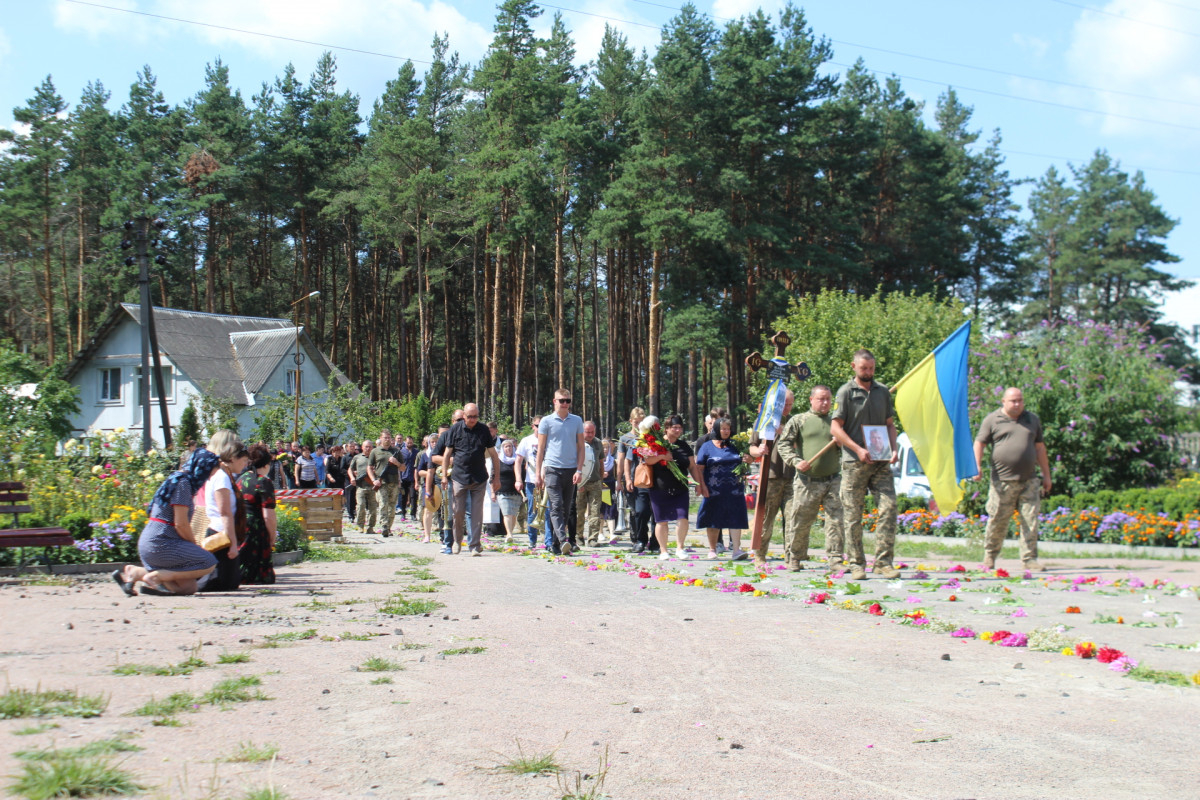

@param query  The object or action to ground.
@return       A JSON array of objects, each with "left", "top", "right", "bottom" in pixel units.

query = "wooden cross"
[{"left": 745, "top": 330, "right": 810, "bottom": 555}]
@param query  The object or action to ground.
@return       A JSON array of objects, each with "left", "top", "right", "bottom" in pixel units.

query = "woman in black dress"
[{"left": 237, "top": 444, "right": 278, "bottom": 584}]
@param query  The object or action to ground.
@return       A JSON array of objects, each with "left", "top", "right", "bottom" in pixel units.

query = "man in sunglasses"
[
  {"left": 535, "top": 388, "right": 585, "bottom": 556},
  {"left": 440, "top": 403, "right": 500, "bottom": 555}
]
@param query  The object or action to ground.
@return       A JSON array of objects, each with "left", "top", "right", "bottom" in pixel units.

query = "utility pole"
[{"left": 124, "top": 217, "right": 173, "bottom": 451}]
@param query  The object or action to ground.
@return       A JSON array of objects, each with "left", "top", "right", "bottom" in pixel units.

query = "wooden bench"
[{"left": 0, "top": 481, "right": 74, "bottom": 569}]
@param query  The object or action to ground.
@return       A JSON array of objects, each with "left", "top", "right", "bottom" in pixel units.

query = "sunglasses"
[
  {"left": 557, "top": 398, "right": 572, "bottom": 405},
  {"left": 465, "top": 414, "right": 479, "bottom": 419}
]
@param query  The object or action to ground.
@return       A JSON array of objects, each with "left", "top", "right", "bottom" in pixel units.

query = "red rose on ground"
[
  {"left": 1096, "top": 647, "right": 1124, "bottom": 664},
  {"left": 637, "top": 571, "right": 651, "bottom": 579},
  {"left": 995, "top": 568, "right": 1009, "bottom": 578},
  {"left": 868, "top": 603, "right": 883, "bottom": 616},
  {"left": 738, "top": 583, "right": 755, "bottom": 593}
]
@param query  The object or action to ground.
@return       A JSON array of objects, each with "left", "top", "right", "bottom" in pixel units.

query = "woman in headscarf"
[
  {"left": 112, "top": 447, "right": 222, "bottom": 596},
  {"left": 493, "top": 437, "right": 523, "bottom": 544}
]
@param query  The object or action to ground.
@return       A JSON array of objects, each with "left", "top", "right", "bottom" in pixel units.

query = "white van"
[{"left": 891, "top": 432, "right": 932, "bottom": 499}]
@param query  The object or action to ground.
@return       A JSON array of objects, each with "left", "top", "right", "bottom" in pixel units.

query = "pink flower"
[
  {"left": 1109, "top": 656, "right": 1137, "bottom": 674},
  {"left": 806, "top": 592, "right": 829, "bottom": 604},
  {"left": 1009, "top": 608, "right": 1028, "bottom": 618},
  {"left": 998, "top": 633, "right": 1028, "bottom": 647},
  {"left": 947, "top": 564, "right": 966, "bottom": 573},
  {"left": 950, "top": 627, "right": 976, "bottom": 638}
]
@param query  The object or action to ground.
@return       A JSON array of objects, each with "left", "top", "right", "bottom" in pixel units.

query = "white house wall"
[
  {"left": 244, "top": 344, "right": 329, "bottom": 439},
  {"left": 67, "top": 317, "right": 203, "bottom": 446}
]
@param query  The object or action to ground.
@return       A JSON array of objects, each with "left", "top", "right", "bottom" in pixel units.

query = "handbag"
[
  {"left": 202, "top": 528, "right": 231, "bottom": 552},
  {"left": 633, "top": 462, "right": 653, "bottom": 489}
]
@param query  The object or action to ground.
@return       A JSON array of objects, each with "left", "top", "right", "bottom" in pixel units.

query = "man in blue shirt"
[{"left": 536, "top": 388, "right": 585, "bottom": 556}]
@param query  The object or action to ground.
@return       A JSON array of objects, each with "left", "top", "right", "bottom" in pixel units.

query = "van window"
[{"left": 906, "top": 450, "right": 925, "bottom": 476}]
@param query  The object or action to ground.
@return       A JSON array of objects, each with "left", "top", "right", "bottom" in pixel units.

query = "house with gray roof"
[{"left": 63, "top": 304, "right": 347, "bottom": 444}]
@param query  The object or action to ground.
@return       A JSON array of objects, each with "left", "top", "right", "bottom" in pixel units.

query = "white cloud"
[
  {"left": 537, "top": 0, "right": 662, "bottom": 70},
  {"left": 1158, "top": 283, "right": 1200, "bottom": 330},
  {"left": 1061, "top": 0, "right": 1200, "bottom": 140},
  {"left": 1012, "top": 32, "right": 1049, "bottom": 62},
  {"left": 53, "top": 0, "right": 152, "bottom": 41},
  {"left": 711, "top": 0, "right": 782, "bottom": 23},
  {"left": 151, "top": 0, "right": 492, "bottom": 66}
]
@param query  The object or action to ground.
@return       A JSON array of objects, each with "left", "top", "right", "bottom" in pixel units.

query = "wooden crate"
[{"left": 276, "top": 492, "right": 344, "bottom": 542}]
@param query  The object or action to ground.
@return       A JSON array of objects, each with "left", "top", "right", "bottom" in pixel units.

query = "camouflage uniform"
[
  {"left": 833, "top": 377, "right": 898, "bottom": 570},
  {"left": 750, "top": 428, "right": 794, "bottom": 560},
  {"left": 839, "top": 460, "right": 897, "bottom": 568},
  {"left": 984, "top": 478, "right": 1041, "bottom": 563},
  {"left": 777, "top": 410, "right": 844, "bottom": 562}
]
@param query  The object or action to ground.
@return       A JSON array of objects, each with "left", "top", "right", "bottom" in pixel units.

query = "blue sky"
[{"left": 4, "top": 0, "right": 1199, "bottom": 328}]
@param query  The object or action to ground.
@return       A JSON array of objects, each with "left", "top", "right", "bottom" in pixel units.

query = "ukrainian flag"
[{"left": 892, "top": 320, "right": 978, "bottom": 513}]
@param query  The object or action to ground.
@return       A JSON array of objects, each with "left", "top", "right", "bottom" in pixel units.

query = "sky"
[{"left": 3, "top": 0, "right": 1199, "bottom": 333}]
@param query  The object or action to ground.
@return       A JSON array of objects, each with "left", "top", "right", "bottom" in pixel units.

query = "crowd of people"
[{"left": 114, "top": 349, "right": 1051, "bottom": 596}]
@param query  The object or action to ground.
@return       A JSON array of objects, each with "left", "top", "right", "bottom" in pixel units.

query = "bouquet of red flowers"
[{"left": 635, "top": 421, "right": 688, "bottom": 484}]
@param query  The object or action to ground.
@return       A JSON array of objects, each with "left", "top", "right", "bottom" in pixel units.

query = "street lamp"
[{"left": 291, "top": 291, "right": 320, "bottom": 443}]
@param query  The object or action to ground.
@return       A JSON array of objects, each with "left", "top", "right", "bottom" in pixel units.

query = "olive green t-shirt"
[
  {"left": 369, "top": 446, "right": 399, "bottom": 484},
  {"left": 777, "top": 411, "right": 841, "bottom": 479},
  {"left": 976, "top": 408, "right": 1043, "bottom": 482},
  {"left": 350, "top": 454, "right": 372, "bottom": 489},
  {"left": 832, "top": 378, "right": 893, "bottom": 463}
]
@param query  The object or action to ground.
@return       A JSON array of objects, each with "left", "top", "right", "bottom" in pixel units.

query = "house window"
[
  {"left": 136, "top": 366, "right": 174, "bottom": 403},
  {"left": 286, "top": 369, "right": 302, "bottom": 396},
  {"left": 99, "top": 368, "right": 121, "bottom": 402}
]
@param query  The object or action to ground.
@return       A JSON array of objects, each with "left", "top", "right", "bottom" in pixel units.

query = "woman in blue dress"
[
  {"left": 695, "top": 417, "right": 750, "bottom": 561},
  {"left": 112, "top": 448, "right": 221, "bottom": 597}
]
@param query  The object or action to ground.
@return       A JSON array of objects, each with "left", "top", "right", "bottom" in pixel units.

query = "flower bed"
[{"left": 892, "top": 506, "right": 1200, "bottom": 548}]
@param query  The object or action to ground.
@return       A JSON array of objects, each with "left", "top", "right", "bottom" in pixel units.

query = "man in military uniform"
[
  {"left": 831, "top": 350, "right": 900, "bottom": 581},
  {"left": 974, "top": 387, "right": 1051, "bottom": 572},
  {"left": 748, "top": 389, "right": 795, "bottom": 569},
  {"left": 777, "top": 385, "right": 843, "bottom": 570}
]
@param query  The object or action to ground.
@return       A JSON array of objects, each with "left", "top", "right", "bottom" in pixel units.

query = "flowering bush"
[
  {"left": 969, "top": 319, "right": 1183, "bottom": 496},
  {"left": 274, "top": 504, "right": 309, "bottom": 555},
  {"left": 896, "top": 505, "right": 1200, "bottom": 548},
  {"left": 12, "top": 429, "right": 177, "bottom": 526}
]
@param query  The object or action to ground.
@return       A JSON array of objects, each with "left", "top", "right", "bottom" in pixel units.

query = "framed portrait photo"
[{"left": 862, "top": 425, "right": 892, "bottom": 462}]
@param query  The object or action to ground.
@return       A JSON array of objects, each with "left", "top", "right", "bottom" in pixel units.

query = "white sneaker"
[
  {"left": 675, "top": 548, "right": 687, "bottom": 560},
  {"left": 706, "top": 549, "right": 719, "bottom": 559},
  {"left": 715, "top": 542, "right": 726, "bottom": 554},
  {"left": 658, "top": 551, "right": 670, "bottom": 561}
]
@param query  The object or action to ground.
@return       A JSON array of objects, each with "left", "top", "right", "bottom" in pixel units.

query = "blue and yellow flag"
[{"left": 892, "top": 320, "right": 978, "bottom": 513}]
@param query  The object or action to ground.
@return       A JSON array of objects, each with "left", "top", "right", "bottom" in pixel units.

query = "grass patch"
[
  {"left": 203, "top": 675, "right": 270, "bottom": 705},
  {"left": 241, "top": 787, "right": 288, "bottom": 800},
  {"left": 397, "top": 553, "right": 435, "bottom": 566},
  {"left": 400, "top": 583, "right": 443, "bottom": 593},
  {"left": 9, "top": 753, "right": 144, "bottom": 800},
  {"left": 440, "top": 646, "right": 487, "bottom": 656},
  {"left": 263, "top": 628, "right": 318, "bottom": 643},
  {"left": 378, "top": 593, "right": 443, "bottom": 616},
  {"left": 294, "top": 599, "right": 334, "bottom": 610},
  {"left": 15, "top": 737, "right": 142, "bottom": 761},
  {"left": 130, "top": 692, "right": 199, "bottom": 718},
  {"left": 130, "top": 676, "right": 269, "bottom": 722},
  {"left": 1127, "top": 666, "right": 1194, "bottom": 687},
  {"left": 112, "top": 655, "right": 207, "bottom": 676},
  {"left": 394, "top": 642, "right": 428, "bottom": 651},
  {"left": 305, "top": 543, "right": 405, "bottom": 563},
  {"left": 498, "top": 741, "right": 560, "bottom": 775},
  {"left": 224, "top": 741, "right": 280, "bottom": 763},
  {"left": 369, "top": 676, "right": 394, "bottom": 685},
  {"left": 217, "top": 651, "right": 252, "bottom": 664},
  {"left": 12, "top": 723, "right": 59, "bottom": 736},
  {"left": 0, "top": 687, "right": 108, "bottom": 720},
  {"left": 332, "top": 631, "right": 382, "bottom": 641},
  {"left": 357, "top": 656, "right": 405, "bottom": 672},
  {"left": 558, "top": 746, "right": 610, "bottom": 800},
  {"left": 396, "top": 568, "right": 438, "bottom": 581}
]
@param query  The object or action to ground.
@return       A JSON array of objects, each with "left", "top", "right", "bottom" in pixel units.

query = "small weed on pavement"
[
  {"left": 0, "top": 688, "right": 108, "bottom": 720},
  {"left": 224, "top": 741, "right": 279, "bottom": 763},
  {"left": 357, "top": 656, "right": 404, "bottom": 672},
  {"left": 9, "top": 751, "right": 144, "bottom": 800}
]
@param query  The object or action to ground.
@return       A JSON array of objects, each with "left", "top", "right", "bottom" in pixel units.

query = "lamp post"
[{"left": 291, "top": 291, "right": 320, "bottom": 443}]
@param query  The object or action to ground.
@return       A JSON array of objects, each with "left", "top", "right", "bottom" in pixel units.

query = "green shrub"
[{"left": 57, "top": 511, "right": 93, "bottom": 540}]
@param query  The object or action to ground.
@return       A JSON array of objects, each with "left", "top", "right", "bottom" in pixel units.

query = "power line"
[
  {"left": 625, "top": 0, "right": 1200, "bottom": 109},
  {"left": 828, "top": 60, "right": 1200, "bottom": 132},
  {"left": 1044, "top": 0, "right": 1200, "bottom": 38},
  {"left": 62, "top": 0, "right": 433, "bottom": 65},
  {"left": 998, "top": 148, "right": 1200, "bottom": 177}
]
